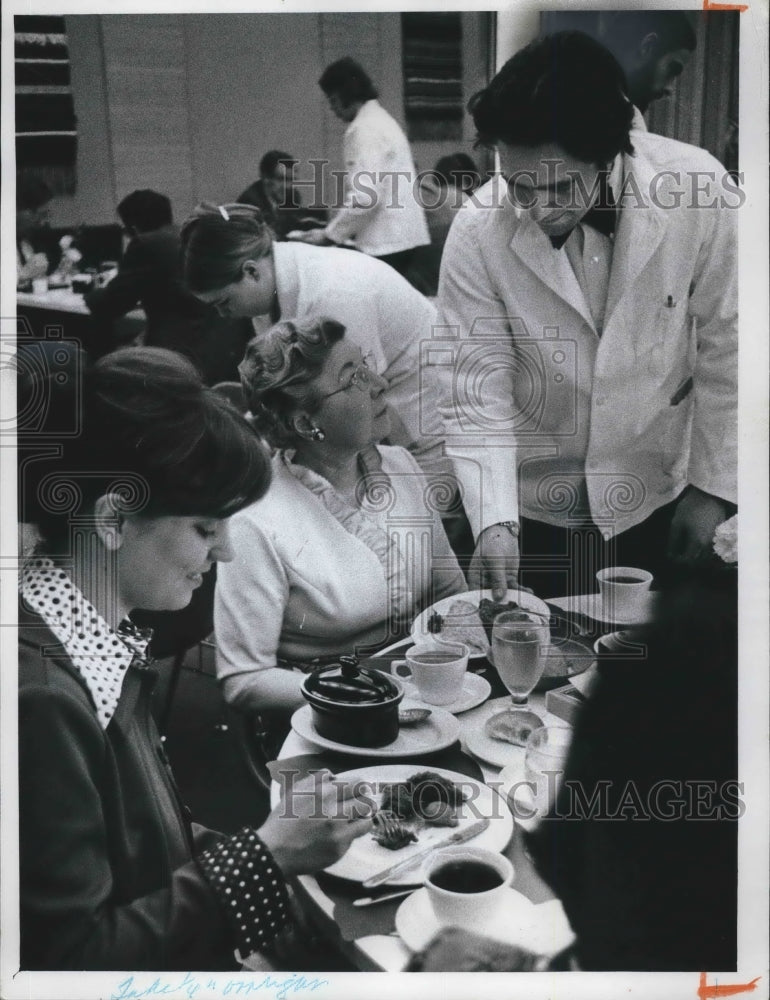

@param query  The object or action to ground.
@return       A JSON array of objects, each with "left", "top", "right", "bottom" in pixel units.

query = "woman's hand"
[{"left": 258, "top": 769, "right": 375, "bottom": 877}]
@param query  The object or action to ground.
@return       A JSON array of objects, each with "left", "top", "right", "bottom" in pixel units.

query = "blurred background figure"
[
  {"left": 236, "top": 149, "right": 327, "bottom": 240},
  {"left": 598, "top": 10, "right": 697, "bottom": 126},
  {"left": 411, "top": 151, "right": 482, "bottom": 296},
  {"left": 16, "top": 175, "right": 52, "bottom": 286},
  {"left": 292, "top": 57, "right": 430, "bottom": 288},
  {"left": 85, "top": 189, "right": 252, "bottom": 381}
]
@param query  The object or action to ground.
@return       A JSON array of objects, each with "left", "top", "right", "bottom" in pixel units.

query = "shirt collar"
[{"left": 20, "top": 557, "right": 150, "bottom": 729}]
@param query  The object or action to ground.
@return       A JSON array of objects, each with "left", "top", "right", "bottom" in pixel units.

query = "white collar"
[{"left": 20, "top": 558, "right": 149, "bottom": 729}]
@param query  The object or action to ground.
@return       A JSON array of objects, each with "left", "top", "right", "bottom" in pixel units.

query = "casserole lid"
[{"left": 303, "top": 655, "right": 400, "bottom": 705}]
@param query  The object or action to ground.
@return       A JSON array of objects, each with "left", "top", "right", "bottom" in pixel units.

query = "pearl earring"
[{"left": 310, "top": 426, "right": 326, "bottom": 442}]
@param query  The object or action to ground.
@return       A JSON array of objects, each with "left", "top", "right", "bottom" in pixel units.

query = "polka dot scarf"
[{"left": 20, "top": 558, "right": 147, "bottom": 729}]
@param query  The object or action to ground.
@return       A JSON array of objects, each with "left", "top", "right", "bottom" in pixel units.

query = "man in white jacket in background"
[
  {"left": 431, "top": 32, "right": 737, "bottom": 598},
  {"left": 292, "top": 57, "right": 430, "bottom": 284}
]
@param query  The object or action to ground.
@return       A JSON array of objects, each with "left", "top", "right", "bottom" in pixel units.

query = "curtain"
[{"left": 15, "top": 14, "right": 78, "bottom": 195}]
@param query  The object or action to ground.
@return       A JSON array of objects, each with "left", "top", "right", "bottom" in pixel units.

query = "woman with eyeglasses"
[
  {"left": 214, "top": 318, "right": 467, "bottom": 715},
  {"left": 179, "top": 202, "right": 451, "bottom": 481},
  {"left": 17, "top": 346, "right": 374, "bottom": 970}
]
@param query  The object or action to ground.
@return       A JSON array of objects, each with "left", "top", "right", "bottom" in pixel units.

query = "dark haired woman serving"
[{"left": 17, "top": 347, "right": 373, "bottom": 970}]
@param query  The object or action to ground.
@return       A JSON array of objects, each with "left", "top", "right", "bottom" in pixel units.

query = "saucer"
[
  {"left": 395, "top": 886, "right": 575, "bottom": 956},
  {"left": 399, "top": 672, "right": 491, "bottom": 714},
  {"left": 580, "top": 591, "right": 656, "bottom": 626},
  {"left": 290, "top": 700, "right": 460, "bottom": 758}
]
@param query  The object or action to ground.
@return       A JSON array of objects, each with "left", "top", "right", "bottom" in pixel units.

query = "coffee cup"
[
  {"left": 596, "top": 566, "right": 652, "bottom": 621},
  {"left": 423, "top": 846, "right": 514, "bottom": 930},
  {"left": 31, "top": 277, "right": 48, "bottom": 295},
  {"left": 394, "top": 642, "right": 468, "bottom": 706}
]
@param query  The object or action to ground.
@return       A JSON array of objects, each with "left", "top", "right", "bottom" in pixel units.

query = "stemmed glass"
[{"left": 487, "top": 610, "right": 549, "bottom": 737}]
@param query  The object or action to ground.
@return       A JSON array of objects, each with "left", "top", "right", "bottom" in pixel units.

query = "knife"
[{"left": 362, "top": 818, "right": 490, "bottom": 889}]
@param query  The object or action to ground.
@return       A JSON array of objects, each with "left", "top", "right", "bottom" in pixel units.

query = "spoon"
[{"left": 398, "top": 707, "right": 432, "bottom": 725}]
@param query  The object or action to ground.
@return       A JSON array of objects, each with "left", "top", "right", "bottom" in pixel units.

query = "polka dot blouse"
[
  {"left": 20, "top": 558, "right": 143, "bottom": 729},
  {"left": 20, "top": 557, "right": 292, "bottom": 955}
]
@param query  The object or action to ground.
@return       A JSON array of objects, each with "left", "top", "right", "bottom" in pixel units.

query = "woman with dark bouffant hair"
[
  {"left": 17, "top": 346, "right": 373, "bottom": 970},
  {"left": 213, "top": 318, "right": 466, "bottom": 716}
]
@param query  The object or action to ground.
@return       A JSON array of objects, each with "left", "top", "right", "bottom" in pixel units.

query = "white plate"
[
  {"left": 411, "top": 589, "right": 550, "bottom": 660},
  {"left": 395, "top": 886, "right": 575, "bottom": 956},
  {"left": 325, "top": 763, "right": 514, "bottom": 885},
  {"left": 464, "top": 697, "right": 566, "bottom": 770},
  {"left": 398, "top": 672, "right": 491, "bottom": 714},
  {"left": 573, "top": 591, "right": 656, "bottom": 626},
  {"left": 290, "top": 700, "right": 460, "bottom": 758}
]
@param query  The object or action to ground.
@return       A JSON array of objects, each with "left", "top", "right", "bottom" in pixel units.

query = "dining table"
[
  {"left": 17, "top": 283, "right": 145, "bottom": 358},
  {"left": 248, "top": 592, "right": 620, "bottom": 973}
]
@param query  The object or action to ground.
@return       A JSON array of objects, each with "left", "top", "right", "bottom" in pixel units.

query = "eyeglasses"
[{"left": 318, "top": 357, "right": 374, "bottom": 401}]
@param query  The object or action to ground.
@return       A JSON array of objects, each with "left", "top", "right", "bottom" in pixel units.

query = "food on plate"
[
  {"left": 477, "top": 598, "right": 526, "bottom": 627},
  {"left": 484, "top": 710, "right": 543, "bottom": 747},
  {"left": 433, "top": 600, "right": 490, "bottom": 656},
  {"left": 372, "top": 811, "right": 419, "bottom": 850},
  {"left": 427, "top": 611, "right": 443, "bottom": 634},
  {"left": 398, "top": 707, "right": 432, "bottom": 726},
  {"left": 381, "top": 770, "right": 467, "bottom": 821}
]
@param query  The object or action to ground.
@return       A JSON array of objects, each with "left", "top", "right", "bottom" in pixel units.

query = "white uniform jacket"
[
  {"left": 432, "top": 130, "right": 738, "bottom": 539},
  {"left": 325, "top": 99, "right": 430, "bottom": 256},
  {"left": 270, "top": 240, "right": 449, "bottom": 478}
]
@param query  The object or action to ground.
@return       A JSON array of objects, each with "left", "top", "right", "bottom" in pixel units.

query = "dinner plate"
[
  {"left": 411, "top": 589, "right": 550, "bottom": 660},
  {"left": 325, "top": 763, "right": 514, "bottom": 885},
  {"left": 395, "top": 886, "right": 575, "bottom": 955},
  {"left": 290, "top": 700, "right": 460, "bottom": 758},
  {"left": 398, "top": 671, "right": 491, "bottom": 714}
]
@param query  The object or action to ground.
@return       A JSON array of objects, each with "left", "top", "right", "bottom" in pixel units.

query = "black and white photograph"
[{"left": 1, "top": 3, "right": 768, "bottom": 1000}]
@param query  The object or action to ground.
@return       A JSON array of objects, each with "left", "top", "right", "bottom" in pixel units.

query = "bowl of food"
[{"left": 301, "top": 656, "right": 405, "bottom": 748}]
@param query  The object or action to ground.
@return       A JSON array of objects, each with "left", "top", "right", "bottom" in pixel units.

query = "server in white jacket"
[
  {"left": 432, "top": 32, "right": 737, "bottom": 597},
  {"left": 292, "top": 57, "right": 429, "bottom": 280}
]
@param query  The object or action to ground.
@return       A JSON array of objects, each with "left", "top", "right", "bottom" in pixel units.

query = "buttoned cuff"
[{"left": 198, "top": 827, "right": 292, "bottom": 956}]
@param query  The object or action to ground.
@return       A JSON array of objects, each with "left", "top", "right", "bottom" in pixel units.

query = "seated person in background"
[
  {"left": 181, "top": 202, "right": 453, "bottom": 481},
  {"left": 85, "top": 189, "right": 252, "bottom": 382},
  {"left": 237, "top": 149, "right": 327, "bottom": 240},
  {"left": 18, "top": 345, "right": 374, "bottom": 970},
  {"left": 16, "top": 175, "right": 52, "bottom": 286},
  {"left": 214, "top": 318, "right": 467, "bottom": 715},
  {"left": 421, "top": 152, "right": 482, "bottom": 247},
  {"left": 410, "top": 152, "right": 483, "bottom": 296}
]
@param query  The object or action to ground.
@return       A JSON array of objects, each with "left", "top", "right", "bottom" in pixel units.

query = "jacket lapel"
[
  {"left": 509, "top": 219, "right": 596, "bottom": 331},
  {"left": 605, "top": 151, "right": 666, "bottom": 326}
]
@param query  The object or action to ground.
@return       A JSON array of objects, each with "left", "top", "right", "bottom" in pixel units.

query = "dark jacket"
[
  {"left": 84, "top": 224, "right": 252, "bottom": 385},
  {"left": 18, "top": 606, "right": 236, "bottom": 970},
  {"left": 236, "top": 179, "right": 327, "bottom": 241}
]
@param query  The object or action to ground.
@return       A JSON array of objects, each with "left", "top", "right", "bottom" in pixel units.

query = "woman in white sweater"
[{"left": 215, "top": 317, "right": 467, "bottom": 714}]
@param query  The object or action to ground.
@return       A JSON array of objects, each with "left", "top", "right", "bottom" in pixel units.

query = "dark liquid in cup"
[
  {"left": 429, "top": 860, "right": 503, "bottom": 893},
  {"left": 606, "top": 575, "right": 645, "bottom": 584},
  {"left": 411, "top": 653, "right": 457, "bottom": 665}
]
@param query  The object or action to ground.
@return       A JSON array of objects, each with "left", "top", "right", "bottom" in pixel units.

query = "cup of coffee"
[
  {"left": 394, "top": 642, "right": 468, "bottom": 706},
  {"left": 596, "top": 566, "right": 653, "bottom": 621},
  {"left": 423, "top": 846, "right": 514, "bottom": 930}
]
